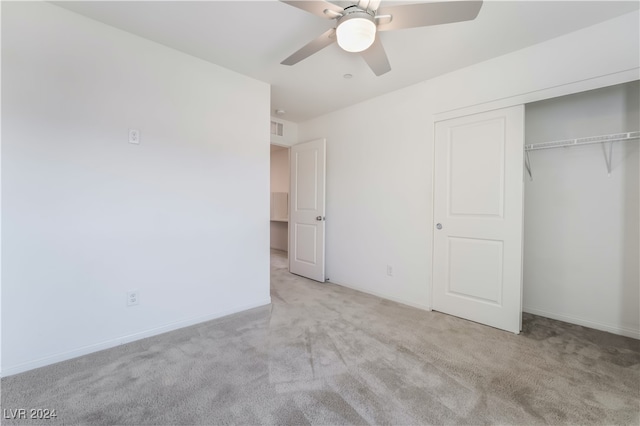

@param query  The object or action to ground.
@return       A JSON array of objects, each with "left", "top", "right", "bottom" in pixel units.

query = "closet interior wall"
[{"left": 523, "top": 81, "right": 639, "bottom": 338}]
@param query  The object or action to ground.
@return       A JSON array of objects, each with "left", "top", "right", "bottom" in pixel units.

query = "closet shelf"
[
  {"left": 524, "top": 131, "right": 639, "bottom": 180},
  {"left": 525, "top": 131, "right": 639, "bottom": 151}
]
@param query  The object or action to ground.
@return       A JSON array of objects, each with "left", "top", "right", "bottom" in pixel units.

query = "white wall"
[
  {"left": 523, "top": 82, "right": 639, "bottom": 338},
  {"left": 0, "top": 1, "right": 3, "bottom": 374},
  {"left": 271, "top": 147, "right": 290, "bottom": 193},
  {"left": 270, "top": 147, "right": 289, "bottom": 251},
  {"left": 298, "top": 11, "right": 639, "bottom": 319},
  {"left": 270, "top": 117, "right": 299, "bottom": 147},
  {"left": 1, "top": 2, "right": 271, "bottom": 376}
]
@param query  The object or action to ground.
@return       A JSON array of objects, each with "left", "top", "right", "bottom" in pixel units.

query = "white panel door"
[
  {"left": 433, "top": 105, "right": 525, "bottom": 334},
  {"left": 289, "top": 138, "right": 326, "bottom": 282}
]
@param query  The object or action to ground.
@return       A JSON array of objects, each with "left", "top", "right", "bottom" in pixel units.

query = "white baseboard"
[
  {"left": 1, "top": 299, "right": 271, "bottom": 378},
  {"left": 330, "top": 280, "right": 431, "bottom": 312},
  {"left": 523, "top": 306, "right": 640, "bottom": 340}
]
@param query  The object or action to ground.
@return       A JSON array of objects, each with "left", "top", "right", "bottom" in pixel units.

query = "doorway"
[
  {"left": 270, "top": 144, "right": 289, "bottom": 252},
  {"left": 270, "top": 138, "right": 328, "bottom": 282}
]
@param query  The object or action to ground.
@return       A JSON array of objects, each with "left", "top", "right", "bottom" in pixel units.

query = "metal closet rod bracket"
[{"left": 524, "top": 131, "right": 640, "bottom": 180}]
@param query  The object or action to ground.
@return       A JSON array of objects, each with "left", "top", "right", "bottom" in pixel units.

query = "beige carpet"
[{"left": 2, "top": 249, "right": 639, "bottom": 425}]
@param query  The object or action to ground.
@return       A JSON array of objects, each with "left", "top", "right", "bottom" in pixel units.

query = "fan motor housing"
[{"left": 338, "top": 6, "right": 376, "bottom": 24}]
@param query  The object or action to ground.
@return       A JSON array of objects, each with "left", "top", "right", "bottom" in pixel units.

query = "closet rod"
[{"left": 525, "top": 131, "right": 639, "bottom": 151}]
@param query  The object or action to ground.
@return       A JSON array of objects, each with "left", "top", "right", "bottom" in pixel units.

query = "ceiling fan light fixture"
[{"left": 336, "top": 13, "right": 376, "bottom": 53}]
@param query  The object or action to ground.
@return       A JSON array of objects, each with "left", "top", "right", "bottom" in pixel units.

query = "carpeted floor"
[{"left": 2, "top": 249, "right": 639, "bottom": 425}]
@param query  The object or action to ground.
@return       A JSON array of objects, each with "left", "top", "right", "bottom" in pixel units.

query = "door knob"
[
  {"left": 436, "top": 223, "right": 443, "bottom": 230},
  {"left": 316, "top": 216, "right": 323, "bottom": 221}
]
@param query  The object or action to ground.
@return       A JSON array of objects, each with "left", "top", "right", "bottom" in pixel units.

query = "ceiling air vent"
[{"left": 271, "top": 121, "right": 284, "bottom": 137}]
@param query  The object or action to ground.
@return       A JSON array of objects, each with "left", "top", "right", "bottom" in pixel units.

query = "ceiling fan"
[{"left": 280, "top": 0, "right": 483, "bottom": 76}]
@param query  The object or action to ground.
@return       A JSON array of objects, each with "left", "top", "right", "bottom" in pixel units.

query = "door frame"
[{"left": 433, "top": 70, "right": 637, "bottom": 124}]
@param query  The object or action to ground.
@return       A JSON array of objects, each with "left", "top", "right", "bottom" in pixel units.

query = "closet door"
[{"left": 433, "top": 105, "right": 524, "bottom": 334}]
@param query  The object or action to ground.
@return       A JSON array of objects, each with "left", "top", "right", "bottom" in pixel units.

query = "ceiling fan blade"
[
  {"left": 280, "top": 0, "right": 344, "bottom": 19},
  {"left": 376, "top": 1, "right": 483, "bottom": 32},
  {"left": 369, "top": 0, "right": 382, "bottom": 12},
  {"left": 360, "top": 36, "right": 391, "bottom": 76},
  {"left": 281, "top": 28, "right": 337, "bottom": 66},
  {"left": 357, "top": 0, "right": 382, "bottom": 12}
]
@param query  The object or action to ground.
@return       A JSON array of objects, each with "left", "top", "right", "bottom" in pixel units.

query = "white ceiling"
[{"left": 53, "top": 1, "right": 639, "bottom": 123}]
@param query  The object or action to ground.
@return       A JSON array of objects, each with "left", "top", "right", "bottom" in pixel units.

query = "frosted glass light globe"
[{"left": 336, "top": 17, "right": 376, "bottom": 53}]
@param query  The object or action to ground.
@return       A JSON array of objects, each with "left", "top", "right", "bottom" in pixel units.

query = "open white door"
[
  {"left": 433, "top": 105, "right": 524, "bottom": 334},
  {"left": 289, "top": 138, "right": 326, "bottom": 282}
]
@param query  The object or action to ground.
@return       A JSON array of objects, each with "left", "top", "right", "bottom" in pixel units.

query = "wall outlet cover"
[
  {"left": 127, "top": 289, "right": 140, "bottom": 306},
  {"left": 128, "top": 129, "right": 140, "bottom": 144}
]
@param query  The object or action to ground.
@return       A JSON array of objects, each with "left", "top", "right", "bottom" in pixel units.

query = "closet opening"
[
  {"left": 431, "top": 80, "right": 639, "bottom": 338},
  {"left": 522, "top": 80, "right": 639, "bottom": 338}
]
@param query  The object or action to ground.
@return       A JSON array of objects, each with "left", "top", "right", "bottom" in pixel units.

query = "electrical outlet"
[
  {"left": 128, "top": 129, "right": 140, "bottom": 144},
  {"left": 386, "top": 265, "right": 393, "bottom": 277},
  {"left": 127, "top": 289, "right": 139, "bottom": 307}
]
